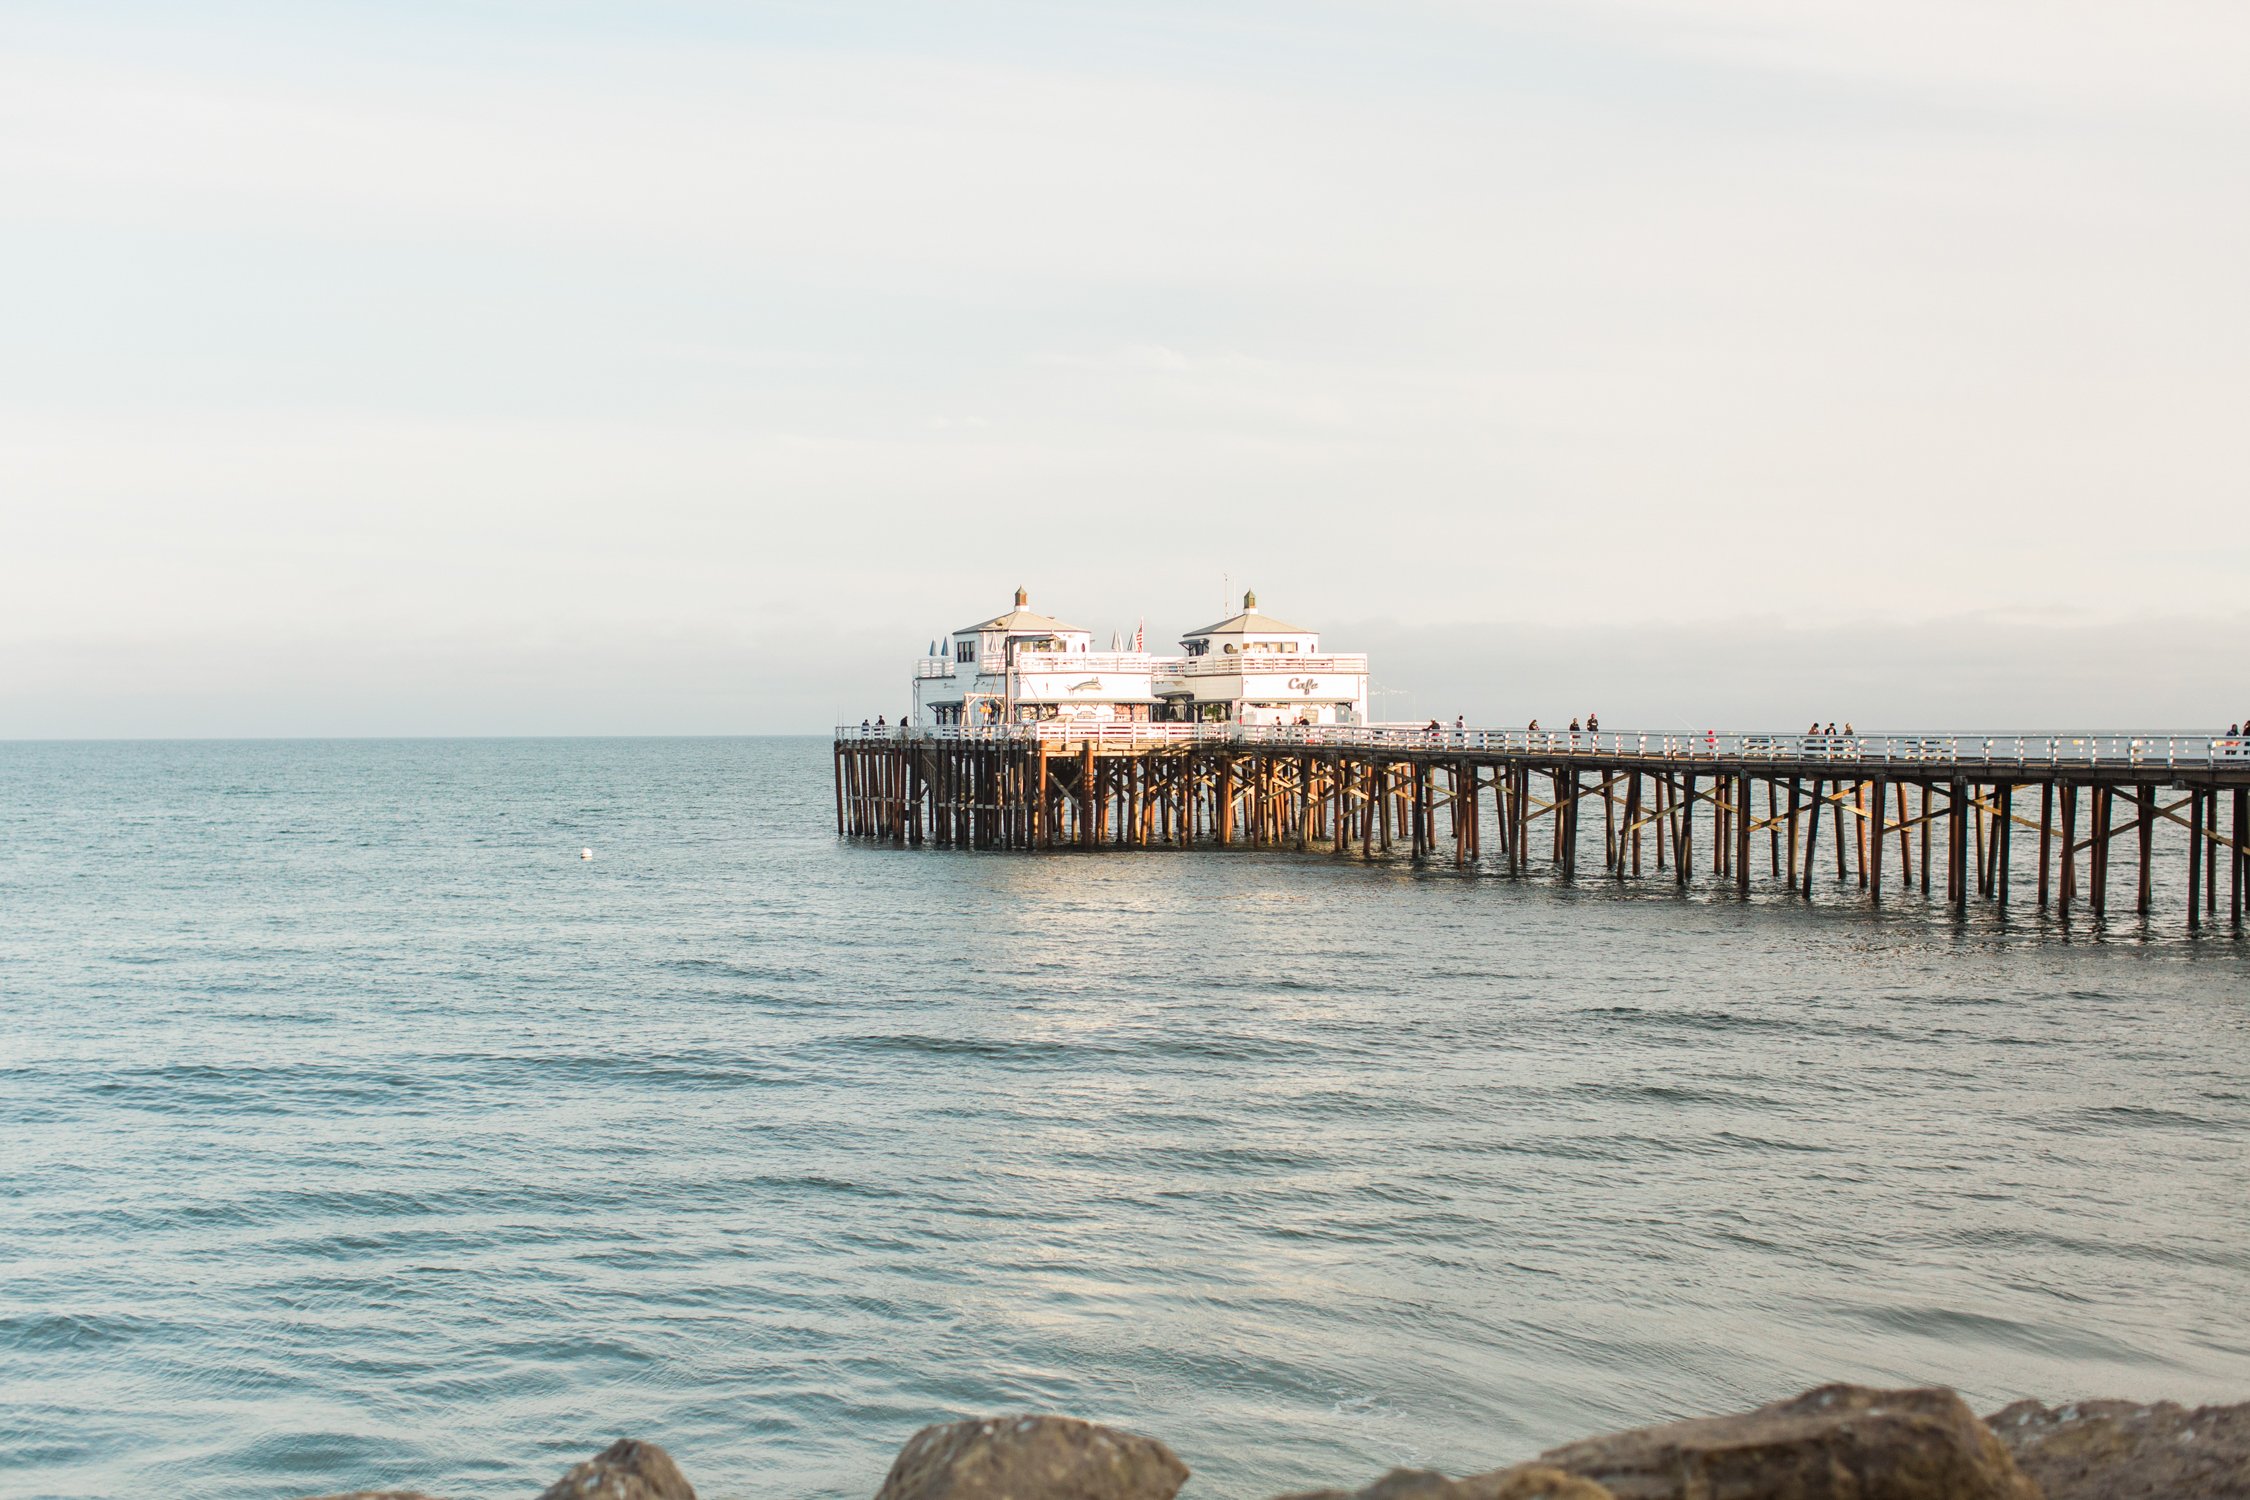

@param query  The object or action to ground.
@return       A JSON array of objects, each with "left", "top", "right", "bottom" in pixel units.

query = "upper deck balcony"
[
  {"left": 1006, "top": 652, "right": 1164, "bottom": 676},
  {"left": 1154, "top": 653, "right": 1369, "bottom": 690}
]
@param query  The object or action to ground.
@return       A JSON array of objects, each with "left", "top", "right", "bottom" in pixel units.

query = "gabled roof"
[
  {"left": 1183, "top": 588, "right": 1313, "bottom": 639},
  {"left": 1183, "top": 609, "right": 1314, "bottom": 637},
  {"left": 957, "top": 588, "right": 1086, "bottom": 637},
  {"left": 958, "top": 606, "right": 1084, "bottom": 635}
]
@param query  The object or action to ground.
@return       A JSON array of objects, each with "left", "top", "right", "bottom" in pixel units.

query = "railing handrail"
[
  {"left": 1156, "top": 653, "right": 1371, "bottom": 676},
  {"left": 836, "top": 723, "right": 2250, "bottom": 765}
]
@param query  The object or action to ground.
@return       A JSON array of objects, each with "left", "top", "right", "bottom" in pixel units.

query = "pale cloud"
[
  {"left": 1, "top": 1, "right": 2245, "bottom": 734},
  {"left": 1545, "top": 0, "right": 2250, "bottom": 114}
]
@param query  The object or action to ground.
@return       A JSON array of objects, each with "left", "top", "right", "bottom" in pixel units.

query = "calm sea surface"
[{"left": 3, "top": 737, "right": 2246, "bottom": 1500}]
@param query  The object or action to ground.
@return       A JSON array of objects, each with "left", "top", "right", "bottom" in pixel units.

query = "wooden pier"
[{"left": 835, "top": 725, "right": 2250, "bottom": 933}]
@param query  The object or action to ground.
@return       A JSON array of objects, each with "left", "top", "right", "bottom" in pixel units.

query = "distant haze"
[{"left": 4, "top": 1, "right": 2246, "bottom": 737}]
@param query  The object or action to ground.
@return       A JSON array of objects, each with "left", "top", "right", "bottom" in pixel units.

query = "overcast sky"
[{"left": 3, "top": 0, "right": 2245, "bottom": 735}]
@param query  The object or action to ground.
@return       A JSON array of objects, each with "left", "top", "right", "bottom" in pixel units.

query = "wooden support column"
[
  {"left": 1735, "top": 771, "right": 1752, "bottom": 896},
  {"left": 1888, "top": 781, "right": 1908, "bottom": 890},
  {"left": 1868, "top": 776, "right": 1887, "bottom": 900},
  {"left": 1565, "top": 769, "right": 1582, "bottom": 877},
  {"left": 1995, "top": 782, "right": 2011, "bottom": 907},
  {"left": 1080, "top": 740, "right": 1097, "bottom": 851},
  {"left": 2188, "top": 787, "right": 2204, "bottom": 932},
  {"left": 2091, "top": 785, "right": 2110, "bottom": 921},
  {"left": 1548, "top": 770, "right": 1562, "bottom": 864},
  {"left": 909, "top": 749, "right": 925, "bottom": 846},
  {"left": 1949, "top": 780, "right": 1968, "bottom": 914},
  {"left": 2235, "top": 788, "right": 2246, "bottom": 929},
  {"left": 1833, "top": 787, "right": 1849, "bottom": 886},
  {"left": 2037, "top": 781, "right": 2053, "bottom": 908},
  {"left": 1678, "top": 773, "right": 1696, "bottom": 887},
  {"left": 1623, "top": 771, "right": 1641, "bottom": 880},
  {"left": 1521, "top": 763, "right": 1533, "bottom": 866},
  {"left": 1653, "top": 774, "right": 1669, "bottom": 871},
  {"left": 1854, "top": 782, "right": 1870, "bottom": 890},
  {"left": 1457, "top": 762, "right": 1473, "bottom": 866},
  {"left": 2137, "top": 785, "right": 2155, "bottom": 916},
  {"left": 1604, "top": 773, "right": 1618, "bottom": 873},
  {"left": 1786, "top": 778, "right": 1800, "bottom": 887},
  {"left": 1216, "top": 755, "right": 1234, "bottom": 847},
  {"left": 1974, "top": 793, "right": 1991, "bottom": 897},
  {"left": 2196, "top": 787, "right": 2214, "bottom": 926},
  {"left": 1802, "top": 778, "right": 1821, "bottom": 897},
  {"left": 2059, "top": 782, "right": 2077, "bottom": 915},
  {"left": 1502, "top": 765, "right": 1520, "bottom": 867},
  {"left": 1714, "top": 779, "right": 1728, "bottom": 879},
  {"left": 1036, "top": 747, "right": 1050, "bottom": 849}
]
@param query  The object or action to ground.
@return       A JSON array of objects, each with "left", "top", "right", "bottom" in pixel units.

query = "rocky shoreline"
[{"left": 307, "top": 1382, "right": 2250, "bottom": 1500}]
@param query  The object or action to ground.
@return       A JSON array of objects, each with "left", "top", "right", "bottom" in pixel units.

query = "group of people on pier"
[{"left": 1513, "top": 713, "right": 1600, "bottom": 734}]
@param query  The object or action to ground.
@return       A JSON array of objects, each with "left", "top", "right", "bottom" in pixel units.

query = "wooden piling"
[{"left": 1735, "top": 771, "right": 1752, "bottom": 896}]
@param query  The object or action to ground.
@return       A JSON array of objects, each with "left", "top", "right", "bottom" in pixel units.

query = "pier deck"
[{"left": 835, "top": 724, "right": 2250, "bottom": 932}]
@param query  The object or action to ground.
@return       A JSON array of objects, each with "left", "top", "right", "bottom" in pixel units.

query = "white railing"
[
  {"left": 1158, "top": 653, "right": 1370, "bottom": 678},
  {"left": 1007, "top": 652, "right": 1161, "bottom": 674},
  {"left": 914, "top": 659, "right": 955, "bottom": 679},
  {"left": 836, "top": 723, "right": 2250, "bottom": 766}
]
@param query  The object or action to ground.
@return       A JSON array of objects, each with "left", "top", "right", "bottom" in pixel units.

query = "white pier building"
[{"left": 912, "top": 588, "right": 1370, "bottom": 729}]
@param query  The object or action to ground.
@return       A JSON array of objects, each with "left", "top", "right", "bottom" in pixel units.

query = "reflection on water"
[{"left": 1, "top": 737, "right": 2245, "bottom": 1500}]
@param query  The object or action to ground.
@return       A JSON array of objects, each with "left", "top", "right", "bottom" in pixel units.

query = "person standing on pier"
[{"left": 1586, "top": 711, "right": 1599, "bottom": 732}]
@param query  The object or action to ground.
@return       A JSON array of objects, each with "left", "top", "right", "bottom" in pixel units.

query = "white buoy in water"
[{"left": 581, "top": 848, "right": 593, "bottom": 860}]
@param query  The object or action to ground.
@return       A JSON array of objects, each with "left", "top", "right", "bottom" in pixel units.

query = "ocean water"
[{"left": 2, "top": 736, "right": 2246, "bottom": 1500}]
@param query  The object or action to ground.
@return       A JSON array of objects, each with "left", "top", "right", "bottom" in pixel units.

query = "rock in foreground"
[
  {"left": 534, "top": 1438, "right": 696, "bottom": 1500},
  {"left": 296, "top": 1386, "right": 2250, "bottom": 1500},
  {"left": 1532, "top": 1384, "right": 2037, "bottom": 1500},
  {"left": 1987, "top": 1397, "right": 2250, "bottom": 1500},
  {"left": 875, "top": 1414, "right": 1190, "bottom": 1500}
]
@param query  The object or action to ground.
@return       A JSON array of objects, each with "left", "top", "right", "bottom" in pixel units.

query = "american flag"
[{"left": 1132, "top": 618, "right": 1145, "bottom": 652}]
